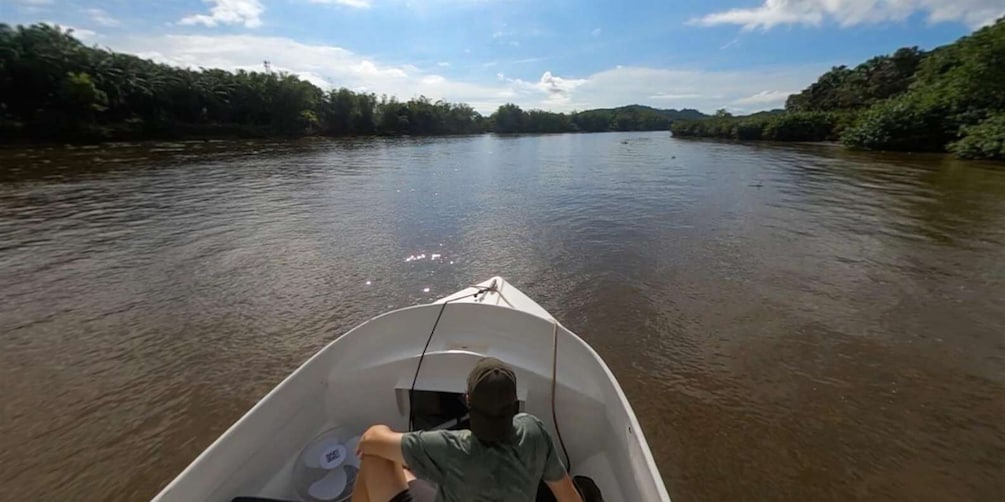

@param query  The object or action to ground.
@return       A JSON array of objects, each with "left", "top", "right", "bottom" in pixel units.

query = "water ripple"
[{"left": 1, "top": 134, "right": 1003, "bottom": 501}]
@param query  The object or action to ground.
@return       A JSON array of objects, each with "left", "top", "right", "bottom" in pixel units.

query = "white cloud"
[
  {"left": 85, "top": 8, "right": 120, "bottom": 27},
  {"left": 75, "top": 29, "right": 98, "bottom": 40},
  {"left": 491, "top": 26, "right": 527, "bottom": 47},
  {"left": 591, "top": 27, "right": 602, "bottom": 37},
  {"left": 691, "top": 0, "right": 1005, "bottom": 30},
  {"left": 650, "top": 93, "right": 713, "bottom": 100},
  {"left": 13, "top": 0, "right": 53, "bottom": 12},
  {"left": 103, "top": 33, "right": 825, "bottom": 114},
  {"left": 180, "top": 0, "right": 264, "bottom": 28},
  {"left": 720, "top": 37, "right": 741, "bottom": 50},
  {"left": 530, "top": 71, "right": 586, "bottom": 104},
  {"left": 556, "top": 65, "right": 826, "bottom": 113},
  {"left": 113, "top": 34, "right": 505, "bottom": 110},
  {"left": 731, "top": 90, "right": 792, "bottom": 107},
  {"left": 43, "top": 22, "right": 97, "bottom": 40},
  {"left": 308, "top": 0, "right": 373, "bottom": 8},
  {"left": 436, "top": 61, "right": 451, "bottom": 67}
]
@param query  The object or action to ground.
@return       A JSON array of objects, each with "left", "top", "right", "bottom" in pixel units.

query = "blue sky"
[{"left": 5, "top": 0, "right": 1003, "bottom": 113}]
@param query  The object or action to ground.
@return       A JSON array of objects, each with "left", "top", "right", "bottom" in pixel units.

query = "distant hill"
[
  {"left": 492, "top": 102, "right": 707, "bottom": 133},
  {"left": 583, "top": 105, "right": 708, "bottom": 122}
]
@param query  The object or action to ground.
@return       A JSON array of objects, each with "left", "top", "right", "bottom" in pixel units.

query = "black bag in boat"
[{"left": 535, "top": 475, "right": 604, "bottom": 502}]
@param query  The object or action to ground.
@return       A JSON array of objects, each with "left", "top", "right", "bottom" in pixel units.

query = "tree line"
[
  {"left": 0, "top": 24, "right": 704, "bottom": 143},
  {"left": 672, "top": 17, "right": 1005, "bottom": 160}
]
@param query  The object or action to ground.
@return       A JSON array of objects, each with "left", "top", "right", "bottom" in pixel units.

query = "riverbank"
[
  {"left": 1, "top": 24, "right": 702, "bottom": 146},
  {"left": 671, "top": 111, "right": 851, "bottom": 143},
  {"left": 0, "top": 121, "right": 287, "bottom": 145},
  {"left": 670, "top": 111, "right": 1004, "bottom": 161},
  {"left": 671, "top": 18, "right": 1005, "bottom": 161},
  {"left": 0, "top": 123, "right": 677, "bottom": 148}
]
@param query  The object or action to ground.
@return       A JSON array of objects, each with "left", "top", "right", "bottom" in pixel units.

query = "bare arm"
[
  {"left": 546, "top": 474, "right": 584, "bottom": 502},
  {"left": 356, "top": 425, "right": 406, "bottom": 465}
]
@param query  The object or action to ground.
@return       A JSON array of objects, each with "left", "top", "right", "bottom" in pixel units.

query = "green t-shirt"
[{"left": 400, "top": 413, "right": 567, "bottom": 502}]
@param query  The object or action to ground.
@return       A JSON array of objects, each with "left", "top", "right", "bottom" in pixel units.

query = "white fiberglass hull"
[{"left": 153, "top": 277, "right": 670, "bottom": 501}]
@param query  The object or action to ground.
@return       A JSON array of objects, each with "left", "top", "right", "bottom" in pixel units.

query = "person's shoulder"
[
  {"left": 513, "top": 413, "right": 548, "bottom": 434},
  {"left": 514, "top": 412, "right": 542, "bottom": 424},
  {"left": 443, "top": 428, "right": 472, "bottom": 442},
  {"left": 402, "top": 429, "right": 472, "bottom": 459},
  {"left": 405, "top": 429, "right": 472, "bottom": 444}
]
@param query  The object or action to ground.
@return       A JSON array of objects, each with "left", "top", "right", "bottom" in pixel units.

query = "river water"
[{"left": 1, "top": 132, "right": 1003, "bottom": 501}]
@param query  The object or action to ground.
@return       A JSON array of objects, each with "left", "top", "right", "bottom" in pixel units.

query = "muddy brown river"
[{"left": 1, "top": 133, "right": 1003, "bottom": 501}]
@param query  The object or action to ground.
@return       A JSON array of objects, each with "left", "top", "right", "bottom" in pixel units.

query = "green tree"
[
  {"left": 950, "top": 113, "right": 1005, "bottom": 160},
  {"left": 59, "top": 71, "right": 107, "bottom": 114},
  {"left": 0, "top": 23, "right": 701, "bottom": 143},
  {"left": 491, "top": 103, "right": 525, "bottom": 133},
  {"left": 677, "top": 18, "right": 1004, "bottom": 160}
]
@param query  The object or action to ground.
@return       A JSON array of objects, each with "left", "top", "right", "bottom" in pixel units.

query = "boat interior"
[{"left": 153, "top": 279, "right": 667, "bottom": 502}]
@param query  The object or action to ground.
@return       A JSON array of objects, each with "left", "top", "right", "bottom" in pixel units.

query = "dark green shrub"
[
  {"left": 950, "top": 113, "right": 1005, "bottom": 160},
  {"left": 840, "top": 94, "right": 954, "bottom": 151},
  {"left": 762, "top": 112, "right": 837, "bottom": 141}
]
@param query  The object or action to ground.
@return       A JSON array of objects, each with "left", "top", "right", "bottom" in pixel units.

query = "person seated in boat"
[{"left": 352, "top": 357, "right": 583, "bottom": 502}]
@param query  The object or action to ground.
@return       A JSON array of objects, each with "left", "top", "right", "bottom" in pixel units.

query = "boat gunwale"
[{"left": 153, "top": 283, "right": 670, "bottom": 501}]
